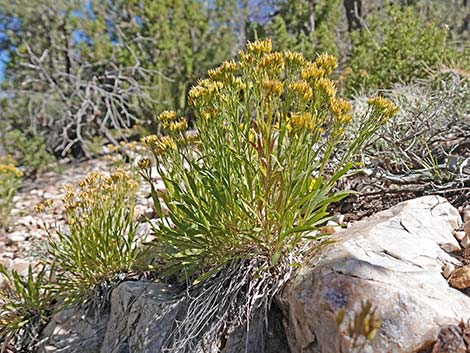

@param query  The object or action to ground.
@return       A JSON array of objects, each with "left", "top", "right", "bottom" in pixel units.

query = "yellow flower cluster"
[
  {"left": 284, "top": 51, "right": 305, "bottom": 68},
  {"left": 168, "top": 119, "right": 188, "bottom": 133},
  {"left": 368, "top": 96, "right": 399, "bottom": 121},
  {"left": 137, "top": 158, "right": 151, "bottom": 170},
  {"left": 288, "top": 80, "right": 313, "bottom": 101},
  {"left": 314, "top": 53, "right": 338, "bottom": 75},
  {"left": 156, "top": 111, "right": 188, "bottom": 133},
  {"left": 208, "top": 60, "right": 238, "bottom": 82},
  {"left": 0, "top": 164, "right": 23, "bottom": 178},
  {"left": 246, "top": 39, "right": 272, "bottom": 55},
  {"left": 259, "top": 52, "right": 284, "bottom": 74},
  {"left": 330, "top": 98, "right": 352, "bottom": 124},
  {"left": 315, "top": 77, "right": 337, "bottom": 98},
  {"left": 189, "top": 79, "right": 224, "bottom": 105},
  {"left": 62, "top": 170, "right": 138, "bottom": 213},
  {"left": 158, "top": 110, "right": 177, "bottom": 124},
  {"left": 301, "top": 63, "right": 326, "bottom": 82},
  {"left": 262, "top": 79, "right": 284, "bottom": 97},
  {"left": 142, "top": 135, "right": 177, "bottom": 156},
  {"left": 290, "top": 113, "right": 317, "bottom": 130},
  {"left": 34, "top": 199, "right": 53, "bottom": 213}
]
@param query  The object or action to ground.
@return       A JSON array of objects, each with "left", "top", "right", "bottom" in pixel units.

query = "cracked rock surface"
[{"left": 281, "top": 195, "right": 468, "bottom": 353}]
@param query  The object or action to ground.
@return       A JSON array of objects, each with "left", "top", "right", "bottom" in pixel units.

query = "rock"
[
  {"left": 453, "top": 230, "right": 466, "bottom": 242},
  {"left": 430, "top": 324, "right": 467, "bottom": 353},
  {"left": 100, "top": 281, "right": 182, "bottom": 353},
  {"left": 282, "top": 196, "right": 468, "bottom": 353},
  {"left": 6, "top": 231, "right": 28, "bottom": 244},
  {"left": 10, "top": 259, "right": 35, "bottom": 275},
  {"left": 461, "top": 235, "right": 470, "bottom": 249},
  {"left": 38, "top": 306, "right": 109, "bottom": 353},
  {"left": 39, "top": 281, "right": 290, "bottom": 353},
  {"left": 463, "top": 208, "right": 470, "bottom": 223},
  {"left": 443, "top": 263, "right": 456, "bottom": 279},
  {"left": 464, "top": 221, "right": 470, "bottom": 236},
  {"left": 449, "top": 266, "right": 470, "bottom": 289}
]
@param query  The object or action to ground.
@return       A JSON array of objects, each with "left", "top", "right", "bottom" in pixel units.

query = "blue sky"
[{"left": 0, "top": 52, "right": 7, "bottom": 81}]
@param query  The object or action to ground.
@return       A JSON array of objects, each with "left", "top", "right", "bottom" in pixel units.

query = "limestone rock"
[
  {"left": 449, "top": 266, "right": 470, "bottom": 289},
  {"left": 443, "top": 263, "right": 456, "bottom": 279},
  {"left": 464, "top": 221, "right": 470, "bottom": 236},
  {"left": 39, "top": 281, "right": 290, "bottom": 353},
  {"left": 282, "top": 196, "right": 468, "bottom": 353},
  {"left": 38, "top": 306, "right": 109, "bottom": 353}
]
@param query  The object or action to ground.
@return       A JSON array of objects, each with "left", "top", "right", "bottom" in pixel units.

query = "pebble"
[
  {"left": 464, "top": 221, "right": 470, "bottom": 236},
  {"left": 10, "top": 259, "right": 36, "bottom": 275},
  {"left": 449, "top": 265, "right": 470, "bottom": 289},
  {"left": 461, "top": 235, "right": 470, "bottom": 249},
  {"left": 6, "top": 231, "right": 28, "bottom": 244},
  {"left": 463, "top": 208, "right": 470, "bottom": 223},
  {"left": 442, "top": 263, "right": 456, "bottom": 279},
  {"left": 453, "top": 230, "right": 466, "bottom": 242}
]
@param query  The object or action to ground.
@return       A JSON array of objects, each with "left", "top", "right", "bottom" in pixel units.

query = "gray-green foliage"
[{"left": 350, "top": 69, "right": 470, "bottom": 179}]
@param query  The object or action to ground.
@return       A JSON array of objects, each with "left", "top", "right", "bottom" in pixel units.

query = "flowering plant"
[
  {"left": 141, "top": 39, "right": 397, "bottom": 277},
  {"left": 44, "top": 170, "right": 141, "bottom": 305}
]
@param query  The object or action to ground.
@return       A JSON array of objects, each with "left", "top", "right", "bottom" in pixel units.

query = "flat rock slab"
[{"left": 282, "top": 195, "right": 468, "bottom": 353}]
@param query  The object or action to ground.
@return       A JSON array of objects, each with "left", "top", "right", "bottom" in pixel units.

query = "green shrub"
[
  {"left": 0, "top": 264, "right": 54, "bottom": 351},
  {"left": 140, "top": 39, "right": 397, "bottom": 278},
  {"left": 0, "top": 156, "right": 23, "bottom": 229},
  {"left": 346, "top": 5, "right": 452, "bottom": 95},
  {"left": 3, "top": 129, "right": 55, "bottom": 175},
  {"left": 43, "top": 169, "right": 141, "bottom": 306}
]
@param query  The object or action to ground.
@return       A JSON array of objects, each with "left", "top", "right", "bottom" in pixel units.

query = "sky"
[{"left": 0, "top": 53, "right": 7, "bottom": 81}]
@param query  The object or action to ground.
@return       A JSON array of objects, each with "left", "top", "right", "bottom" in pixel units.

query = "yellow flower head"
[
  {"left": 290, "top": 112, "right": 317, "bottom": 130},
  {"left": 258, "top": 52, "right": 284, "bottom": 74},
  {"left": 262, "top": 79, "right": 284, "bottom": 97},
  {"left": 288, "top": 80, "right": 313, "bottom": 101},
  {"left": 189, "top": 79, "right": 224, "bottom": 106},
  {"left": 154, "top": 136, "right": 177, "bottom": 155},
  {"left": 138, "top": 158, "right": 151, "bottom": 170},
  {"left": 315, "top": 78, "right": 337, "bottom": 98},
  {"left": 208, "top": 60, "right": 238, "bottom": 81},
  {"left": 141, "top": 135, "right": 159, "bottom": 148},
  {"left": 0, "top": 163, "right": 23, "bottom": 178},
  {"left": 300, "top": 62, "right": 325, "bottom": 82},
  {"left": 314, "top": 53, "right": 338, "bottom": 75},
  {"left": 238, "top": 50, "right": 255, "bottom": 68},
  {"left": 157, "top": 110, "right": 177, "bottom": 124},
  {"left": 34, "top": 199, "right": 53, "bottom": 213},
  {"left": 168, "top": 119, "right": 188, "bottom": 132},
  {"left": 368, "top": 96, "right": 398, "bottom": 121},
  {"left": 246, "top": 39, "right": 272, "bottom": 56},
  {"left": 284, "top": 51, "right": 305, "bottom": 68},
  {"left": 330, "top": 97, "right": 351, "bottom": 117}
]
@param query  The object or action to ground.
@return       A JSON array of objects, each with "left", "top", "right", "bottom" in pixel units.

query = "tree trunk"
[{"left": 344, "top": 0, "right": 363, "bottom": 32}]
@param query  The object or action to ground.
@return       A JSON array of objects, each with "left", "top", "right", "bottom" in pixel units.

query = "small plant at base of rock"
[
  {"left": 140, "top": 39, "right": 396, "bottom": 351},
  {"left": 44, "top": 169, "right": 141, "bottom": 307},
  {"left": 0, "top": 264, "right": 55, "bottom": 352},
  {"left": 0, "top": 156, "right": 23, "bottom": 229}
]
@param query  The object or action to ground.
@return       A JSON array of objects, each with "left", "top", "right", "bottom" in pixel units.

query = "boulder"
[
  {"left": 39, "top": 281, "right": 290, "bottom": 353},
  {"left": 281, "top": 195, "right": 469, "bottom": 353}
]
